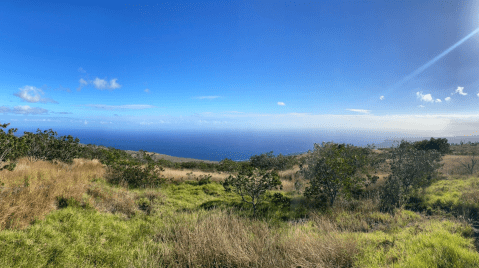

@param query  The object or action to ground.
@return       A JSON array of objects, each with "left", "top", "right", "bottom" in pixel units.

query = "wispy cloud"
[
  {"left": 195, "top": 96, "right": 220, "bottom": 100},
  {"left": 445, "top": 97, "right": 451, "bottom": 101},
  {"left": 277, "top": 102, "right": 285, "bottom": 106},
  {"left": 0, "top": 105, "right": 49, "bottom": 115},
  {"left": 144, "top": 88, "right": 150, "bottom": 93},
  {"left": 346, "top": 109, "right": 370, "bottom": 114},
  {"left": 78, "top": 67, "right": 86, "bottom": 73},
  {"left": 84, "top": 104, "right": 157, "bottom": 110},
  {"left": 77, "top": 78, "right": 88, "bottom": 91},
  {"left": 14, "top": 86, "right": 58, "bottom": 104},
  {"left": 78, "top": 77, "right": 121, "bottom": 91},
  {"left": 435, "top": 99, "right": 442, "bottom": 103},
  {"left": 51, "top": 111, "right": 73, "bottom": 114},
  {"left": 379, "top": 96, "right": 384, "bottom": 100},
  {"left": 418, "top": 105, "right": 425, "bottom": 108},
  {"left": 149, "top": 111, "right": 479, "bottom": 138}
]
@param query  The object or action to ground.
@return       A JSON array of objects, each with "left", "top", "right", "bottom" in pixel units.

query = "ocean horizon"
[{"left": 10, "top": 127, "right": 450, "bottom": 162}]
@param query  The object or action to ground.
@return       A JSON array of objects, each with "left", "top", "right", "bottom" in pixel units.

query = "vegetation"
[
  {"left": 380, "top": 140, "right": 444, "bottom": 213},
  {"left": 222, "top": 166, "right": 282, "bottom": 217},
  {"left": 249, "top": 151, "right": 298, "bottom": 171},
  {"left": 299, "top": 142, "right": 383, "bottom": 208},
  {"left": 1, "top": 121, "right": 479, "bottom": 267}
]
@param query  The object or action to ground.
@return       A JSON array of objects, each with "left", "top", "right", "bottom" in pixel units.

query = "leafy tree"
[
  {"left": 222, "top": 166, "right": 282, "bottom": 217},
  {"left": 380, "top": 140, "right": 443, "bottom": 212},
  {"left": 412, "top": 137, "right": 451, "bottom": 156},
  {"left": 96, "top": 147, "right": 138, "bottom": 167},
  {"left": 299, "top": 142, "right": 382, "bottom": 207},
  {"left": 21, "top": 129, "right": 57, "bottom": 161},
  {"left": 20, "top": 129, "right": 83, "bottom": 164},
  {"left": 78, "top": 144, "right": 107, "bottom": 161},
  {"left": 0, "top": 123, "right": 28, "bottom": 171},
  {"left": 217, "top": 158, "right": 240, "bottom": 172},
  {"left": 249, "top": 151, "right": 295, "bottom": 171}
]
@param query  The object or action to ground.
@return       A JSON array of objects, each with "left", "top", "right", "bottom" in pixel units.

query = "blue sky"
[{"left": 2, "top": 0, "right": 479, "bottom": 139}]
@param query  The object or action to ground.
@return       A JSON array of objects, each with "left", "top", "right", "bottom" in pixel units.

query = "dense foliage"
[
  {"left": 408, "top": 137, "right": 451, "bottom": 156},
  {"left": 380, "top": 140, "right": 444, "bottom": 212},
  {"left": 299, "top": 142, "right": 383, "bottom": 208},
  {"left": 249, "top": 151, "right": 298, "bottom": 171}
]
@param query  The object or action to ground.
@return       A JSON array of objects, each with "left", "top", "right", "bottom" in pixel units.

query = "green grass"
[
  {"left": 355, "top": 220, "right": 478, "bottom": 268},
  {"left": 0, "top": 206, "right": 166, "bottom": 267},
  {"left": 2, "top": 160, "right": 479, "bottom": 267},
  {"left": 420, "top": 176, "right": 479, "bottom": 217}
]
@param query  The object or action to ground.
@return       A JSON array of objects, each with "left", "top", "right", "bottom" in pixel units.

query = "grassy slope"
[{"left": 0, "top": 149, "right": 478, "bottom": 267}]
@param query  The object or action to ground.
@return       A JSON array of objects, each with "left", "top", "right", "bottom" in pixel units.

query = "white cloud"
[
  {"left": 196, "top": 96, "right": 220, "bottom": 100},
  {"left": 477, "top": 93, "right": 479, "bottom": 98},
  {"left": 416, "top": 91, "right": 434, "bottom": 102},
  {"left": 109, "top": 79, "right": 121, "bottom": 89},
  {"left": 100, "top": 121, "right": 113, "bottom": 125},
  {"left": 418, "top": 105, "right": 425, "bottom": 108},
  {"left": 445, "top": 97, "right": 451, "bottom": 101},
  {"left": 84, "top": 120, "right": 88, "bottom": 125},
  {"left": 277, "top": 102, "right": 285, "bottom": 106},
  {"left": 455, "top": 86, "right": 467, "bottom": 95},
  {"left": 86, "top": 77, "right": 122, "bottom": 90},
  {"left": 92, "top": 78, "right": 108, "bottom": 89},
  {"left": 78, "top": 67, "right": 86, "bottom": 73},
  {"left": 379, "top": 96, "right": 384, "bottom": 100},
  {"left": 144, "top": 88, "right": 150, "bottom": 93},
  {"left": 14, "top": 86, "right": 58, "bottom": 103},
  {"left": 85, "top": 104, "right": 156, "bottom": 110},
  {"left": 346, "top": 109, "right": 370, "bottom": 114},
  {"left": 435, "top": 99, "right": 442, "bottom": 103}
]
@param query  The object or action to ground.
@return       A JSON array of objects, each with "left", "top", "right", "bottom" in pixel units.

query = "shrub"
[
  {"left": 105, "top": 161, "right": 166, "bottom": 189},
  {"left": 300, "top": 142, "right": 382, "bottom": 207},
  {"left": 197, "top": 174, "right": 212, "bottom": 185},
  {"left": 412, "top": 137, "right": 452, "bottom": 156},
  {"left": 0, "top": 122, "right": 28, "bottom": 171},
  {"left": 270, "top": 192, "right": 291, "bottom": 209},
  {"left": 380, "top": 140, "right": 443, "bottom": 212},
  {"left": 217, "top": 158, "right": 240, "bottom": 172},
  {"left": 249, "top": 151, "right": 295, "bottom": 171},
  {"left": 222, "top": 166, "right": 282, "bottom": 217},
  {"left": 21, "top": 129, "right": 83, "bottom": 164}
]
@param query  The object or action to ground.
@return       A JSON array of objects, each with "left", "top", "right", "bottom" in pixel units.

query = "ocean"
[{"left": 13, "top": 128, "right": 426, "bottom": 162}]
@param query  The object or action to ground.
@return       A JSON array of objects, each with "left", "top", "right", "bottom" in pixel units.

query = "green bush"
[
  {"left": 222, "top": 166, "right": 282, "bottom": 217},
  {"left": 105, "top": 161, "right": 166, "bottom": 189},
  {"left": 300, "top": 142, "right": 382, "bottom": 207},
  {"left": 249, "top": 151, "right": 296, "bottom": 171},
  {"left": 270, "top": 192, "right": 291, "bottom": 209},
  {"left": 380, "top": 140, "right": 444, "bottom": 213}
]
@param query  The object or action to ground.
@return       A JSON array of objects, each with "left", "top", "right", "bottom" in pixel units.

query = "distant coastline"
[{"left": 78, "top": 142, "right": 220, "bottom": 164}]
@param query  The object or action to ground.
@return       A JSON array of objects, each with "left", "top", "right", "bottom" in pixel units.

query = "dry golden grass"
[
  {"left": 0, "top": 157, "right": 106, "bottom": 231},
  {"left": 0, "top": 157, "right": 172, "bottom": 230},
  {"left": 152, "top": 208, "right": 358, "bottom": 268},
  {"left": 160, "top": 167, "right": 231, "bottom": 183},
  {"left": 439, "top": 154, "right": 479, "bottom": 176}
]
